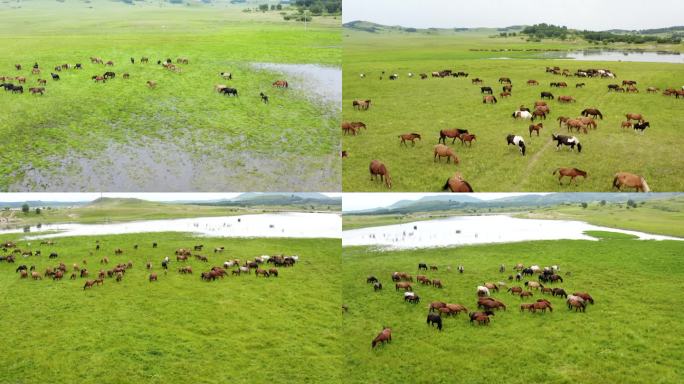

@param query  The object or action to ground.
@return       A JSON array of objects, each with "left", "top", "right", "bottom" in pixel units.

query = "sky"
[
  {"left": 0, "top": 193, "right": 342, "bottom": 203},
  {"left": 343, "top": 0, "right": 683, "bottom": 30},
  {"left": 342, "top": 193, "right": 547, "bottom": 212}
]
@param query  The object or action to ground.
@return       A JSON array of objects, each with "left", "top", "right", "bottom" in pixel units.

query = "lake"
[
  {"left": 539, "top": 49, "right": 683, "bottom": 63},
  {"left": 0, "top": 213, "right": 341, "bottom": 240},
  {"left": 342, "top": 215, "right": 680, "bottom": 250}
]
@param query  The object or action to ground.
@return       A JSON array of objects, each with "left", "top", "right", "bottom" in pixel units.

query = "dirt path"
[{"left": 513, "top": 137, "right": 555, "bottom": 190}]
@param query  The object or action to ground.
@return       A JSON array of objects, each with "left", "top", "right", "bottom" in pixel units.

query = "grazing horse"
[
  {"left": 512, "top": 110, "right": 532, "bottom": 120},
  {"left": 576, "top": 83, "right": 585, "bottom": 88},
  {"left": 558, "top": 95, "right": 575, "bottom": 103},
  {"left": 553, "top": 168, "right": 587, "bottom": 185},
  {"left": 567, "top": 298, "right": 586, "bottom": 312},
  {"left": 540, "top": 91, "right": 554, "bottom": 99},
  {"left": 433, "top": 144, "right": 460, "bottom": 164},
  {"left": 482, "top": 95, "right": 497, "bottom": 104},
  {"left": 418, "top": 263, "right": 428, "bottom": 270},
  {"left": 373, "top": 282, "right": 382, "bottom": 291},
  {"left": 83, "top": 280, "right": 96, "bottom": 290},
  {"left": 29, "top": 87, "right": 45, "bottom": 95},
  {"left": 369, "top": 160, "right": 392, "bottom": 189},
  {"left": 527, "top": 80, "right": 539, "bottom": 86},
  {"left": 93, "top": 75, "right": 106, "bottom": 83},
  {"left": 426, "top": 313, "right": 443, "bottom": 331},
  {"left": 352, "top": 99, "right": 371, "bottom": 110},
  {"left": 552, "top": 134, "right": 582, "bottom": 153},
  {"left": 220, "top": 72, "right": 232, "bottom": 80},
  {"left": 50, "top": 73, "right": 60, "bottom": 80},
  {"left": 272, "top": 80, "right": 288, "bottom": 88},
  {"left": 481, "top": 86, "right": 493, "bottom": 94},
  {"left": 500, "top": 92, "right": 511, "bottom": 98},
  {"left": 531, "top": 110, "right": 546, "bottom": 121},
  {"left": 552, "top": 288, "right": 568, "bottom": 298},
  {"left": 533, "top": 300, "right": 553, "bottom": 313},
  {"left": 459, "top": 134, "right": 476, "bottom": 146},
  {"left": 633, "top": 121, "right": 649, "bottom": 133},
  {"left": 621, "top": 121, "right": 632, "bottom": 129},
  {"left": 625, "top": 113, "right": 645, "bottom": 122},
  {"left": 439, "top": 128, "right": 468, "bottom": 144},
  {"left": 506, "top": 135, "right": 526, "bottom": 156},
  {"left": 146, "top": 80, "right": 157, "bottom": 89},
  {"left": 398, "top": 133, "right": 421, "bottom": 146},
  {"left": 371, "top": 327, "right": 392, "bottom": 348},
  {"left": 260, "top": 92, "right": 269, "bottom": 104},
  {"left": 529, "top": 123, "right": 543, "bottom": 137},
  {"left": 573, "top": 292, "right": 594, "bottom": 304},
  {"left": 395, "top": 282, "right": 412, "bottom": 291},
  {"left": 581, "top": 108, "right": 603, "bottom": 119},
  {"left": 38, "top": 79, "right": 47, "bottom": 85},
  {"left": 149, "top": 273, "right": 158, "bottom": 282},
  {"left": 612, "top": 172, "right": 650, "bottom": 192},
  {"left": 219, "top": 87, "right": 238, "bottom": 96}
]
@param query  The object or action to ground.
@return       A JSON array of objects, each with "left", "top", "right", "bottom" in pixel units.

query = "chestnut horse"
[
  {"left": 352, "top": 99, "right": 371, "bottom": 110},
  {"left": 529, "top": 123, "right": 543, "bottom": 137},
  {"left": 371, "top": 327, "right": 392, "bottom": 348},
  {"left": 399, "top": 133, "right": 421, "bottom": 146},
  {"left": 439, "top": 128, "right": 468, "bottom": 144},
  {"left": 625, "top": 113, "right": 644, "bottom": 122},
  {"left": 433, "top": 144, "right": 460, "bottom": 164},
  {"left": 459, "top": 134, "right": 476, "bottom": 146},
  {"left": 612, "top": 172, "right": 650, "bottom": 192},
  {"left": 553, "top": 168, "right": 587, "bottom": 185},
  {"left": 272, "top": 80, "right": 288, "bottom": 88},
  {"left": 442, "top": 172, "right": 473, "bottom": 192},
  {"left": 369, "top": 160, "right": 392, "bottom": 189}
]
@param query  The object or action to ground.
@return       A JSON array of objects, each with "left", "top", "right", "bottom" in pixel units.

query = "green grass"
[
  {"left": 0, "top": 1, "right": 340, "bottom": 191},
  {"left": 0, "top": 232, "right": 341, "bottom": 383},
  {"left": 583, "top": 230, "right": 638, "bottom": 240},
  {"left": 342, "top": 29, "right": 684, "bottom": 191},
  {"left": 342, "top": 238, "right": 684, "bottom": 383}
]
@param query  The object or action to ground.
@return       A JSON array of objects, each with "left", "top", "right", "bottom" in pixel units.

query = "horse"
[
  {"left": 29, "top": 87, "right": 45, "bottom": 95},
  {"left": 558, "top": 95, "right": 575, "bottom": 103},
  {"left": 506, "top": 135, "right": 526, "bottom": 156},
  {"left": 551, "top": 288, "right": 567, "bottom": 298},
  {"left": 552, "top": 134, "right": 582, "bottom": 153},
  {"left": 219, "top": 72, "right": 233, "bottom": 80},
  {"left": 439, "top": 128, "right": 468, "bottom": 144},
  {"left": 575, "top": 83, "right": 585, "bottom": 88},
  {"left": 399, "top": 133, "right": 421, "bottom": 146},
  {"left": 581, "top": 108, "right": 603, "bottom": 119},
  {"left": 633, "top": 121, "right": 649, "bottom": 133},
  {"left": 507, "top": 286, "right": 523, "bottom": 295},
  {"left": 512, "top": 110, "right": 532, "bottom": 120},
  {"left": 533, "top": 300, "right": 553, "bottom": 313},
  {"left": 37, "top": 79, "right": 47, "bottom": 85},
  {"left": 272, "top": 80, "right": 288, "bottom": 88},
  {"left": 103, "top": 71, "right": 115, "bottom": 79},
  {"left": 146, "top": 80, "right": 157, "bottom": 89},
  {"left": 369, "top": 160, "right": 392, "bottom": 189},
  {"left": 625, "top": 113, "right": 644, "bottom": 122},
  {"left": 441, "top": 173, "right": 473, "bottom": 192},
  {"left": 353, "top": 99, "right": 371, "bottom": 110},
  {"left": 93, "top": 75, "right": 106, "bottom": 83},
  {"left": 531, "top": 110, "right": 546, "bottom": 121},
  {"left": 553, "top": 168, "right": 587, "bottom": 185},
  {"left": 83, "top": 280, "right": 96, "bottom": 290},
  {"left": 373, "top": 282, "right": 382, "bottom": 291},
  {"left": 565, "top": 119, "right": 588, "bottom": 134},
  {"left": 371, "top": 327, "right": 392, "bottom": 348},
  {"left": 529, "top": 123, "right": 543, "bottom": 137},
  {"left": 426, "top": 313, "right": 443, "bottom": 331},
  {"left": 567, "top": 298, "right": 586, "bottom": 312},
  {"left": 456, "top": 134, "right": 476, "bottom": 147},
  {"left": 50, "top": 73, "right": 60, "bottom": 80},
  {"left": 482, "top": 95, "right": 497, "bottom": 104},
  {"left": 418, "top": 263, "right": 427, "bottom": 270},
  {"left": 395, "top": 282, "right": 412, "bottom": 291},
  {"left": 433, "top": 144, "right": 460, "bottom": 164},
  {"left": 477, "top": 286, "right": 490, "bottom": 297},
  {"left": 524, "top": 281, "right": 543, "bottom": 290},
  {"left": 502, "top": 85, "right": 512, "bottom": 93},
  {"left": 573, "top": 292, "right": 594, "bottom": 304},
  {"left": 613, "top": 172, "right": 650, "bottom": 192},
  {"left": 540, "top": 92, "right": 554, "bottom": 100},
  {"left": 219, "top": 87, "right": 238, "bottom": 97},
  {"left": 527, "top": 80, "right": 539, "bottom": 86},
  {"left": 149, "top": 273, "right": 158, "bottom": 282},
  {"left": 471, "top": 78, "right": 483, "bottom": 84},
  {"left": 260, "top": 92, "right": 269, "bottom": 104},
  {"left": 500, "top": 92, "right": 511, "bottom": 98},
  {"left": 445, "top": 304, "right": 468, "bottom": 315},
  {"left": 481, "top": 86, "right": 493, "bottom": 94}
]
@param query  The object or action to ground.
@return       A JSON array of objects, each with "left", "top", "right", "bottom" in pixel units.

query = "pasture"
[
  {"left": 0, "top": 1, "right": 340, "bottom": 191},
  {"left": 0, "top": 232, "right": 341, "bottom": 383},
  {"left": 342, "top": 233, "right": 684, "bottom": 383},
  {"left": 342, "top": 30, "right": 684, "bottom": 191}
]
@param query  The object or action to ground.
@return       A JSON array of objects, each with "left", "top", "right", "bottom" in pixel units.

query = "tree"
[
  {"left": 600, "top": 200, "right": 606, "bottom": 206},
  {"left": 258, "top": 4, "right": 268, "bottom": 12},
  {"left": 627, "top": 199, "right": 637, "bottom": 209},
  {"left": 21, "top": 203, "right": 29, "bottom": 214},
  {"left": 270, "top": 4, "right": 276, "bottom": 10},
  {"left": 276, "top": 4, "right": 282, "bottom": 10},
  {"left": 581, "top": 202, "right": 588, "bottom": 209},
  {"left": 35, "top": 208, "right": 41, "bottom": 215}
]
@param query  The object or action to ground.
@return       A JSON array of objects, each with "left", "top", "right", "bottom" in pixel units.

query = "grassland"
[
  {"left": 0, "top": 231, "right": 341, "bottom": 383},
  {"left": 342, "top": 235, "right": 684, "bottom": 383},
  {"left": 342, "top": 29, "right": 684, "bottom": 191},
  {"left": 0, "top": 0, "right": 340, "bottom": 191}
]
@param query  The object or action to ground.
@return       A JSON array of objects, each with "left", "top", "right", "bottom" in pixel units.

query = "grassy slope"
[
  {"left": 342, "top": 30, "right": 684, "bottom": 191},
  {"left": 2, "top": 198, "right": 341, "bottom": 226},
  {"left": 342, "top": 236, "right": 684, "bottom": 383},
  {"left": 0, "top": 232, "right": 341, "bottom": 384},
  {"left": 0, "top": 1, "right": 340, "bottom": 190}
]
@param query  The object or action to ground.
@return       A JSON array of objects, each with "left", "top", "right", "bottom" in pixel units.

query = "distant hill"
[
  {"left": 198, "top": 193, "right": 341, "bottom": 207},
  {"left": 343, "top": 20, "right": 489, "bottom": 34},
  {"left": 346, "top": 193, "right": 680, "bottom": 215}
]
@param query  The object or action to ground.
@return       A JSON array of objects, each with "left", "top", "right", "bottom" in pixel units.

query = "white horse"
[
  {"left": 408, "top": 72, "right": 413, "bottom": 77},
  {"left": 507, "top": 134, "right": 526, "bottom": 156},
  {"left": 477, "top": 286, "right": 490, "bottom": 297},
  {"left": 360, "top": 73, "right": 365, "bottom": 78},
  {"left": 512, "top": 110, "right": 532, "bottom": 120},
  {"left": 224, "top": 260, "right": 236, "bottom": 268},
  {"left": 404, "top": 291, "right": 415, "bottom": 298},
  {"left": 567, "top": 295, "right": 584, "bottom": 303},
  {"left": 220, "top": 72, "right": 232, "bottom": 80}
]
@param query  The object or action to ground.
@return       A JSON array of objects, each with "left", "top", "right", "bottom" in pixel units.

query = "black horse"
[
  {"left": 481, "top": 86, "right": 493, "bottom": 94},
  {"left": 373, "top": 282, "right": 383, "bottom": 291},
  {"left": 49, "top": 252, "right": 58, "bottom": 259},
  {"left": 11, "top": 85, "right": 23, "bottom": 94},
  {"left": 260, "top": 92, "right": 269, "bottom": 104},
  {"left": 220, "top": 87, "right": 238, "bottom": 97},
  {"left": 540, "top": 91, "right": 554, "bottom": 99},
  {"left": 418, "top": 263, "right": 428, "bottom": 270},
  {"left": 16, "top": 265, "right": 28, "bottom": 273},
  {"left": 552, "top": 134, "right": 582, "bottom": 153},
  {"left": 521, "top": 268, "right": 533, "bottom": 276},
  {"left": 103, "top": 71, "right": 116, "bottom": 79},
  {"left": 51, "top": 73, "right": 60, "bottom": 80},
  {"left": 634, "top": 121, "right": 650, "bottom": 133},
  {"left": 366, "top": 276, "right": 378, "bottom": 284},
  {"left": 552, "top": 288, "right": 568, "bottom": 298},
  {"left": 581, "top": 108, "right": 603, "bottom": 119},
  {"left": 506, "top": 134, "right": 526, "bottom": 156},
  {"left": 426, "top": 313, "right": 443, "bottom": 331}
]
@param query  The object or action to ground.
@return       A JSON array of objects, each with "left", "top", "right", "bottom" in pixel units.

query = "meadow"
[
  {"left": 342, "top": 233, "right": 684, "bottom": 383},
  {"left": 0, "top": 231, "right": 341, "bottom": 383},
  {"left": 0, "top": 0, "right": 340, "bottom": 191},
  {"left": 342, "top": 29, "right": 684, "bottom": 191}
]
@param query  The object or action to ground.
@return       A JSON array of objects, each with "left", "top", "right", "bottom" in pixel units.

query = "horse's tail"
[
  {"left": 612, "top": 174, "right": 621, "bottom": 190},
  {"left": 640, "top": 177, "right": 650, "bottom": 192},
  {"left": 442, "top": 179, "right": 451, "bottom": 192},
  {"left": 552, "top": 168, "right": 559, "bottom": 175}
]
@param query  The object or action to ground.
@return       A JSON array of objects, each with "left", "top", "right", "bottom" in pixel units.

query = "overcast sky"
[
  {"left": 0, "top": 193, "right": 341, "bottom": 203},
  {"left": 343, "top": 193, "right": 546, "bottom": 212},
  {"left": 343, "top": 0, "right": 683, "bottom": 30}
]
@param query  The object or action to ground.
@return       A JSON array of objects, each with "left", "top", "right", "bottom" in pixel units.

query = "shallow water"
[
  {"left": 1, "top": 213, "right": 341, "bottom": 240},
  {"left": 342, "top": 215, "right": 680, "bottom": 250},
  {"left": 539, "top": 49, "right": 683, "bottom": 63}
]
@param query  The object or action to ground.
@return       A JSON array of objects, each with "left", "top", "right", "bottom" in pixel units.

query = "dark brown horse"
[
  {"left": 442, "top": 172, "right": 473, "bottom": 192},
  {"left": 439, "top": 128, "right": 468, "bottom": 144},
  {"left": 529, "top": 123, "right": 543, "bottom": 137},
  {"left": 553, "top": 168, "right": 587, "bottom": 185},
  {"left": 371, "top": 327, "right": 392, "bottom": 348},
  {"left": 369, "top": 160, "right": 392, "bottom": 189}
]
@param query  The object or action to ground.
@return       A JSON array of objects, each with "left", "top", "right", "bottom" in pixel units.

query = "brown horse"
[
  {"left": 557, "top": 116, "right": 570, "bottom": 127},
  {"left": 371, "top": 327, "right": 392, "bottom": 348},
  {"left": 558, "top": 95, "right": 575, "bottom": 103},
  {"left": 369, "top": 160, "right": 392, "bottom": 189},
  {"left": 445, "top": 304, "right": 468, "bottom": 315},
  {"left": 272, "top": 80, "right": 288, "bottom": 88},
  {"left": 527, "top": 80, "right": 539, "bottom": 86},
  {"left": 341, "top": 122, "right": 362, "bottom": 135},
  {"left": 621, "top": 121, "right": 632, "bottom": 129},
  {"left": 434, "top": 144, "right": 460, "bottom": 164},
  {"left": 613, "top": 172, "right": 650, "bottom": 192},
  {"left": 439, "top": 129, "right": 468, "bottom": 144},
  {"left": 573, "top": 292, "right": 594, "bottom": 304},
  {"left": 149, "top": 273, "right": 158, "bottom": 282},
  {"left": 83, "top": 280, "right": 96, "bottom": 290},
  {"left": 29, "top": 87, "right": 45, "bottom": 95},
  {"left": 38, "top": 79, "right": 47, "bottom": 85},
  {"left": 519, "top": 291, "right": 533, "bottom": 298},
  {"left": 531, "top": 109, "right": 546, "bottom": 121},
  {"left": 459, "top": 134, "right": 476, "bottom": 146},
  {"left": 146, "top": 80, "right": 157, "bottom": 89},
  {"left": 579, "top": 117, "right": 597, "bottom": 129},
  {"left": 442, "top": 172, "right": 473, "bottom": 192},
  {"left": 500, "top": 92, "right": 511, "bottom": 98},
  {"left": 567, "top": 299, "right": 586, "bottom": 312},
  {"left": 520, "top": 303, "right": 535, "bottom": 312},
  {"left": 529, "top": 123, "right": 543, "bottom": 137},
  {"left": 482, "top": 95, "right": 497, "bottom": 104},
  {"left": 533, "top": 301, "right": 553, "bottom": 312},
  {"left": 395, "top": 282, "right": 412, "bottom": 291},
  {"left": 553, "top": 168, "right": 587, "bottom": 185},
  {"left": 565, "top": 119, "right": 588, "bottom": 134},
  {"left": 399, "top": 133, "right": 421, "bottom": 146},
  {"left": 353, "top": 99, "right": 371, "bottom": 110},
  {"left": 625, "top": 113, "right": 644, "bottom": 122}
]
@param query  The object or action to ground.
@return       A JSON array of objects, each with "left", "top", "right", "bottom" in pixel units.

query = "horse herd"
[
  {"left": 347, "top": 65, "right": 668, "bottom": 191},
  {"left": 364, "top": 262, "right": 594, "bottom": 349},
  {"left": 1, "top": 240, "right": 299, "bottom": 290},
  {"left": 2, "top": 57, "right": 289, "bottom": 103}
]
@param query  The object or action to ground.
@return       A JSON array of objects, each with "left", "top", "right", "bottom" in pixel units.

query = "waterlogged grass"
[
  {"left": 583, "top": 230, "right": 638, "bottom": 240},
  {"left": 0, "top": 1, "right": 340, "bottom": 190},
  {"left": 0, "top": 232, "right": 341, "bottom": 383},
  {"left": 342, "top": 238, "right": 684, "bottom": 383},
  {"left": 342, "top": 30, "right": 684, "bottom": 191}
]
